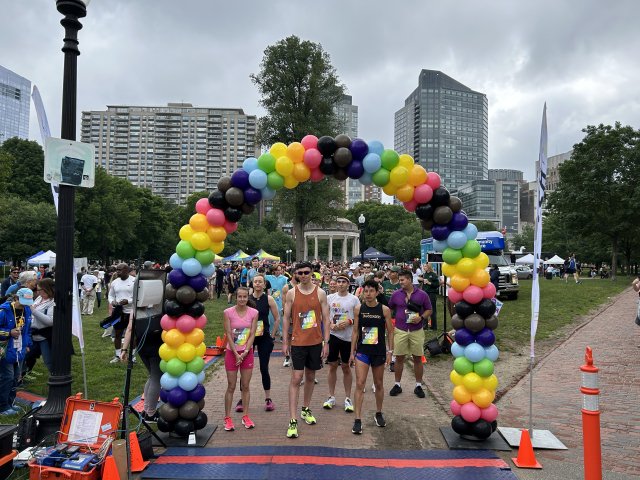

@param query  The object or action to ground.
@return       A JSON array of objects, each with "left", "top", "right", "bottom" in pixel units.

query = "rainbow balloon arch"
[{"left": 156, "top": 134, "right": 500, "bottom": 440}]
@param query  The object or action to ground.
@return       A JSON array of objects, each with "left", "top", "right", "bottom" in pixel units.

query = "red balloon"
[
  {"left": 426, "top": 172, "right": 441, "bottom": 190},
  {"left": 194, "top": 315, "right": 207, "bottom": 329},
  {"left": 403, "top": 199, "right": 419, "bottom": 212},
  {"left": 449, "top": 288, "right": 464, "bottom": 303},
  {"left": 223, "top": 219, "right": 238, "bottom": 233},
  {"left": 301, "top": 135, "right": 318, "bottom": 150},
  {"left": 481, "top": 282, "right": 496, "bottom": 299},
  {"left": 303, "top": 148, "right": 322, "bottom": 169},
  {"left": 309, "top": 167, "right": 324, "bottom": 182},
  {"left": 205, "top": 208, "right": 226, "bottom": 227},
  {"left": 414, "top": 184, "right": 434, "bottom": 203},
  {"left": 195, "top": 198, "right": 211, "bottom": 215}
]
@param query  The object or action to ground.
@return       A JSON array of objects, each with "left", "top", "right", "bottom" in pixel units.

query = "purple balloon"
[
  {"left": 188, "top": 384, "right": 206, "bottom": 403},
  {"left": 168, "top": 269, "right": 188, "bottom": 288},
  {"left": 431, "top": 224, "right": 451, "bottom": 241},
  {"left": 188, "top": 273, "right": 208, "bottom": 291},
  {"left": 449, "top": 212, "right": 469, "bottom": 231},
  {"left": 243, "top": 186, "right": 262, "bottom": 205},
  {"left": 454, "top": 328, "right": 474, "bottom": 347},
  {"left": 475, "top": 328, "right": 496, "bottom": 347},
  {"left": 231, "top": 170, "right": 250, "bottom": 190},
  {"left": 160, "top": 388, "right": 168, "bottom": 403},
  {"left": 167, "top": 386, "right": 188, "bottom": 407},
  {"left": 350, "top": 138, "right": 369, "bottom": 160},
  {"left": 345, "top": 159, "right": 364, "bottom": 179}
]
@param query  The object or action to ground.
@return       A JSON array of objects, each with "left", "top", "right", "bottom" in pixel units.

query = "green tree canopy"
[
  {"left": 508, "top": 224, "right": 534, "bottom": 252},
  {"left": 0, "top": 138, "right": 53, "bottom": 204},
  {"left": 472, "top": 220, "right": 499, "bottom": 232}
]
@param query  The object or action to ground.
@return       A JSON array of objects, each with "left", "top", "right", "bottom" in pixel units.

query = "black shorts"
[
  {"left": 114, "top": 313, "right": 130, "bottom": 332},
  {"left": 328, "top": 336, "right": 351, "bottom": 363},
  {"left": 291, "top": 344, "right": 323, "bottom": 371},
  {"left": 566, "top": 268, "right": 575, "bottom": 274},
  {"left": 355, "top": 352, "right": 386, "bottom": 367}
]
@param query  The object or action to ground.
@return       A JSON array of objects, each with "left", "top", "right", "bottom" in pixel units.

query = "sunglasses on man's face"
[{"left": 297, "top": 270, "right": 312, "bottom": 275}]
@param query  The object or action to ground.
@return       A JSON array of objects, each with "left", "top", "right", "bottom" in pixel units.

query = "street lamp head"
[
  {"left": 57, "top": 0, "right": 90, "bottom": 17},
  {"left": 358, "top": 214, "right": 365, "bottom": 225}
]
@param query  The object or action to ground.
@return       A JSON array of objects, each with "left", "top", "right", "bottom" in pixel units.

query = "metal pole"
[
  {"left": 529, "top": 356, "right": 533, "bottom": 438},
  {"left": 360, "top": 229, "right": 364, "bottom": 265}
]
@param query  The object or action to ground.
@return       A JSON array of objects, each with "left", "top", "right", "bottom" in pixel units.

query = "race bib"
[
  {"left": 362, "top": 327, "right": 378, "bottom": 344},
  {"left": 233, "top": 328, "right": 250, "bottom": 346},
  {"left": 299, "top": 311, "right": 317, "bottom": 329},
  {"left": 332, "top": 313, "right": 348, "bottom": 325},
  {"left": 272, "top": 290, "right": 281, "bottom": 299},
  {"left": 14, "top": 334, "right": 22, "bottom": 351},
  {"left": 405, "top": 310, "right": 420, "bottom": 324},
  {"left": 256, "top": 321, "right": 264, "bottom": 337}
]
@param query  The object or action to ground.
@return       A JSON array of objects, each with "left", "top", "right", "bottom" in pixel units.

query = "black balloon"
[
  {"left": 160, "top": 403, "right": 179, "bottom": 422},
  {"left": 415, "top": 203, "right": 435, "bottom": 221},
  {"left": 433, "top": 206, "right": 453, "bottom": 225},
  {"left": 334, "top": 134, "right": 352, "bottom": 148},
  {"left": 165, "top": 284, "right": 177, "bottom": 301},
  {"left": 179, "top": 400, "right": 200, "bottom": 420},
  {"left": 174, "top": 419, "right": 195, "bottom": 437},
  {"left": 491, "top": 420, "right": 498, "bottom": 432},
  {"left": 175, "top": 286, "right": 196, "bottom": 304},
  {"left": 208, "top": 189, "right": 228, "bottom": 210},
  {"left": 319, "top": 156, "right": 337, "bottom": 175},
  {"left": 186, "top": 301, "right": 205, "bottom": 318},
  {"left": 217, "top": 176, "right": 233, "bottom": 193},
  {"left": 240, "top": 203, "right": 255, "bottom": 215},
  {"left": 333, "top": 168, "right": 348, "bottom": 181},
  {"left": 225, "top": 187, "right": 244, "bottom": 207},
  {"left": 334, "top": 147, "right": 352, "bottom": 168},
  {"left": 451, "top": 415, "right": 471, "bottom": 435},
  {"left": 195, "top": 288, "right": 209, "bottom": 302},
  {"left": 450, "top": 314, "right": 464, "bottom": 330},
  {"left": 472, "top": 419, "right": 493, "bottom": 439},
  {"left": 448, "top": 196, "right": 462, "bottom": 213},
  {"left": 224, "top": 207, "right": 243, "bottom": 223},
  {"left": 164, "top": 300, "right": 184, "bottom": 318},
  {"left": 420, "top": 219, "right": 435, "bottom": 231},
  {"left": 433, "top": 187, "right": 451, "bottom": 206},
  {"left": 156, "top": 417, "right": 174, "bottom": 433},
  {"left": 454, "top": 300, "right": 474, "bottom": 318},
  {"left": 464, "top": 313, "right": 486, "bottom": 333},
  {"left": 317, "top": 136, "right": 338, "bottom": 156},
  {"left": 193, "top": 411, "right": 208, "bottom": 430},
  {"left": 476, "top": 298, "right": 497, "bottom": 319},
  {"left": 485, "top": 314, "right": 499, "bottom": 330}
]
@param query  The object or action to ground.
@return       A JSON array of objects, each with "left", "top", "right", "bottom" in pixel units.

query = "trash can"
[{"left": 546, "top": 272, "right": 553, "bottom": 280}]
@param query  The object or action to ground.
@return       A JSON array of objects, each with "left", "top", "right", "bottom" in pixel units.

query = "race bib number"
[
  {"left": 299, "top": 311, "right": 317, "bottom": 329},
  {"left": 256, "top": 321, "right": 264, "bottom": 337},
  {"left": 233, "top": 328, "right": 250, "bottom": 346},
  {"left": 362, "top": 327, "right": 378, "bottom": 344},
  {"left": 272, "top": 290, "right": 281, "bottom": 299},
  {"left": 332, "top": 313, "right": 348, "bottom": 325},
  {"left": 405, "top": 310, "right": 420, "bottom": 324}
]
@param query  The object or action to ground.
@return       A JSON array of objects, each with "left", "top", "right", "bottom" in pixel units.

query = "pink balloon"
[
  {"left": 309, "top": 167, "right": 324, "bottom": 182},
  {"left": 461, "top": 401, "right": 482, "bottom": 422},
  {"left": 160, "top": 315, "right": 176, "bottom": 332},
  {"left": 176, "top": 315, "right": 196, "bottom": 334},
  {"left": 195, "top": 198, "right": 212, "bottom": 215},
  {"left": 480, "top": 404, "right": 498, "bottom": 422},
  {"left": 426, "top": 172, "right": 441, "bottom": 190},
  {"left": 450, "top": 400, "right": 462, "bottom": 416},
  {"left": 206, "top": 208, "right": 226, "bottom": 227},
  {"left": 301, "top": 135, "right": 318, "bottom": 150},
  {"left": 414, "top": 184, "right": 434, "bottom": 204},
  {"left": 463, "top": 285, "right": 483, "bottom": 304},
  {"left": 403, "top": 199, "right": 419, "bottom": 212},
  {"left": 194, "top": 315, "right": 207, "bottom": 329},
  {"left": 303, "top": 148, "right": 322, "bottom": 169},
  {"left": 448, "top": 288, "right": 464, "bottom": 303},
  {"left": 481, "top": 282, "right": 496, "bottom": 299},
  {"left": 223, "top": 219, "right": 238, "bottom": 234}
]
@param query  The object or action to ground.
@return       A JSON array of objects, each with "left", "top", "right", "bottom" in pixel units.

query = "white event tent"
[
  {"left": 27, "top": 250, "right": 56, "bottom": 265},
  {"left": 543, "top": 255, "right": 565, "bottom": 265}
]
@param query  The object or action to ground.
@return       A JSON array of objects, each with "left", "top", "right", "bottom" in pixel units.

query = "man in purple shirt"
[{"left": 387, "top": 269, "right": 432, "bottom": 398}]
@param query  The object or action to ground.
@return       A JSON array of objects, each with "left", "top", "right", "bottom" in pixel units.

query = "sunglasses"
[{"left": 297, "top": 271, "right": 312, "bottom": 275}]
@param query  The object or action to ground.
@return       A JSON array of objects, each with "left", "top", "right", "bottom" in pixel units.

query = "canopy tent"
[
  {"left": 26, "top": 251, "right": 44, "bottom": 262},
  {"left": 516, "top": 253, "right": 534, "bottom": 264},
  {"left": 213, "top": 255, "right": 223, "bottom": 263},
  {"left": 544, "top": 255, "right": 566, "bottom": 265},
  {"left": 248, "top": 249, "right": 281, "bottom": 261},
  {"left": 28, "top": 250, "right": 56, "bottom": 265},
  {"left": 221, "top": 250, "right": 251, "bottom": 262},
  {"left": 350, "top": 247, "right": 395, "bottom": 262}
]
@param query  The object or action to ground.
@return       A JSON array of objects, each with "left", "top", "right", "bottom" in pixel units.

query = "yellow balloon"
[
  {"left": 179, "top": 225, "right": 195, "bottom": 241},
  {"left": 395, "top": 183, "right": 415, "bottom": 202},
  {"left": 450, "top": 370, "right": 464, "bottom": 386},
  {"left": 270, "top": 142, "right": 287, "bottom": 159},
  {"left": 207, "top": 226, "right": 226, "bottom": 243},
  {"left": 450, "top": 273, "right": 470, "bottom": 292},
  {"left": 161, "top": 330, "right": 167, "bottom": 342},
  {"left": 275, "top": 156, "right": 294, "bottom": 177},
  {"left": 456, "top": 258, "right": 477, "bottom": 276},
  {"left": 483, "top": 374, "right": 498, "bottom": 391},
  {"left": 185, "top": 328, "right": 205, "bottom": 346},
  {"left": 165, "top": 329, "right": 185, "bottom": 349},
  {"left": 195, "top": 342, "right": 206, "bottom": 357},
  {"left": 158, "top": 343, "right": 177, "bottom": 362},
  {"left": 287, "top": 142, "right": 305, "bottom": 164},
  {"left": 283, "top": 175, "right": 299, "bottom": 189},
  {"left": 189, "top": 214, "right": 210, "bottom": 233},
  {"left": 389, "top": 166, "right": 409, "bottom": 186},
  {"left": 408, "top": 165, "right": 428, "bottom": 187},
  {"left": 474, "top": 252, "right": 490, "bottom": 270},
  {"left": 442, "top": 263, "right": 458, "bottom": 278},
  {"left": 489, "top": 390, "right": 496, "bottom": 402},
  {"left": 452, "top": 385, "right": 472, "bottom": 405},
  {"left": 382, "top": 183, "right": 397, "bottom": 196},
  {"left": 471, "top": 388, "right": 494, "bottom": 408},
  {"left": 462, "top": 372, "right": 484, "bottom": 392},
  {"left": 470, "top": 268, "right": 490, "bottom": 287},
  {"left": 190, "top": 232, "right": 211, "bottom": 251},
  {"left": 209, "top": 241, "right": 224, "bottom": 254},
  {"left": 398, "top": 154, "right": 415, "bottom": 170},
  {"left": 292, "top": 162, "right": 311, "bottom": 182},
  {"left": 177, "top": 343, "right": 196, "bottom": 363}
]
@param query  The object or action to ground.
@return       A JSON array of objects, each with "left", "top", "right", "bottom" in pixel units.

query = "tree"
[
  {"left": 0, "top": 138, "right": 53, "bottom": 204},
  {"left": 546, "top": 123, "right": 640, "bottom": 281},
  {"left": 508, "top": 225, "right": 534, "bottom": 252},
  {"left": 0, "top": 151, "right": 12, "bottom": 197},
  {"left": 472, "top": 220, "right": 499, "bottom": 232},
  {"left": 251, "top": 35, "right": 347, "bottom": 260}
]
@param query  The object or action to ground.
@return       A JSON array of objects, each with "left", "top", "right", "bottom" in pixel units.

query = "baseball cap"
[
  {"left": 390, "top": 265, "right": 401, "bottom": 272},
  {"left": 6, "top": 283, "right": 21, "bottom": 295},
  {"left": 17, "top": 288, "right": 34, "bottom": 305}
]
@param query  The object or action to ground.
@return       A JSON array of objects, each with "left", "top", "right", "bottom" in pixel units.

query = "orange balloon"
[
  {"left": 164, "top": 329, "right": 185, "bottom": 349},
  {"left": 450, "top": 273, "right": 470, "bottom": 292},
  {"left": 470, "top": 268, "right": 490, "bottom": 287},
  {"left": 185, "top": 328, "right": 205, "bottom": 346},
  {"left": 408, "top": 165, "right": 428, "bottom": 186},
  {"left": 207, "top": 226, "right": 227, "bottom": 243},
  {"left": 287, "top": 142, "right": 305, "bottom": 163},
  {"left": 452, "top": 385, "right": 472, "bottom": 405},
  {"left": 395, "top": 183, "right": 415, "bottom": 202},
  {"left": 292, "top": 162, "right": 311, "bottom": 182},
  {"left": 189, "top": 213, "right": 210, "bottom": 232},
  {"left": 471, "top": 387, "right": 494, "bottom": 408},
  {"left": 161, "top": 330, "right": 167, "bottom": 342}
]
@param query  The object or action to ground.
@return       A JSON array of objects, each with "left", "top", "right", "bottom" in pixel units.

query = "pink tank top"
[{"left": 224, "top": 306, "right": 258, "bottom": 352}]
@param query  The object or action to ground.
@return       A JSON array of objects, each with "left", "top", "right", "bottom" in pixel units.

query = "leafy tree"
[
  {"left": 169, "top": 191, "right": 209, "bottom": 232},
  {"left": 546, "top": 123, "right": 640, "bottom": 281},
  {"left": 0, "top": 138, "right": 53, "bottom": 204},
  {"left": 472, "top": 220, "right": 499, "bottom": 232},
  {"left": 251, "top": 35, "right": 347, "bottom": 260},
  {"left": 508, "top": 225, "right": 534, "bottom": 252},
  {"left": 0, "top": 151, "right": 13, "bottom": 197},
  {"left": 261, "top": 215, "right": 279, "bottom": 233}
]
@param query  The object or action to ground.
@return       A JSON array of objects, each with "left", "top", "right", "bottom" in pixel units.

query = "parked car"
[{"left": 515, "top": 266, "right": 533, "bottom": 279}]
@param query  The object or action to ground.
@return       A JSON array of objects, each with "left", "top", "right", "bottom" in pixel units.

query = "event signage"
[{"left": 44, "top": 137, "right": 95, "bottom": 188}]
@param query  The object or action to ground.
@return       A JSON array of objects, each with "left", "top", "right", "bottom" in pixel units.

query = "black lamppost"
[
  {"left": 286, "top": 249, "right": 292, "bottom": 263},
  {"left": 358, "top": 214, "right": 365, "bottom": 265},
  {"left": 34, "top": 0, "right": 91, "bottom": 440},
  {"left": 403, "top": 248, "right": 407, "bottom": 266}
]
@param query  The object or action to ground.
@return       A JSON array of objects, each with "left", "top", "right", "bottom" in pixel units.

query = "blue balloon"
[
  {"left": 159, "top": 388, "right": 168, "bottom": 403},
  {"left": 188, "top": 384, "right": 206, "bottom": 403},
  {"left": 358, "top": 171, "right": 373, "bottom": 185},
  {"left": 450, "top": 212, "right": 469, "bottom": 231},
  {"left": 160, "top": 372, "right": 180, "bottom": 391},
  {"left": 242, "top": 157, "right": 258, "bottom": 174},
  {"left": 484, "top": 345, "right": 499, "bottom": 362},
  {"left": 432, "top": 239, "right": 449, "bottom": 253},
  {"left": 196, "top": 371, "right": 205, "bottom": 384},
  {"left": 431, "top": 224, "right": 451, "bottom": 241},
  {"left": 178, "top": 371, "right": 198, "bottom": 392},
  {"left": 454, "top": 328, "right": 474, "bottom": 347},
  {"left": 345, "top": 160, "right": 364, "bottom": 179},
  {"left": 168, "top": 269, "right": 188, "bottom": 288},
  {"left": 167, "top": 386, "right": 188, "bottom": 407},
  {"left": 170, "top": 253, "right": 185, "bottom": 270},
  {"left": 362, "top": 153, "right": 382, "bottom": 173},
  {"left": 368, "top": 140, "right": 384, "bottom": 156},
  {"left": 181, "top": 258, "right": 202, "bottom": 277},
  {"left": 243, "top": 187, "right": 262, "bottom": 205},
  {"left": 464, "top": 343, "right": 486, "bottom": 363},
  {"left": 475, "top": 328, "right": 496, "bottom": 347},
  {"left": 463, "top": 223, "right": 478, "bottom": 241},
  {"left": 231, "top": 170, "right": 250, "bottom": 190},
  {"left": 448, "top": 231, "right": 468, "bottom": 250},
  {"left": 260, "top": 186, "right": 276, "bottom": 200},
  {"left": 451, "top": 342, "right": 466, "bottom": 358},
  {"left": 200, "top": 263, "right": 215, "bottom": 278},
  {"left": 249, "top": 169, "right": 268, "bottom": 189},
  {"left": 350, "top": 138, "right": 368, "bottom": 160}
]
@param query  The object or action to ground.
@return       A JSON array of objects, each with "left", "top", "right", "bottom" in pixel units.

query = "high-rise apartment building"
[
  {"left": 0, "top": 65, "right": 30, "bottom": 143},
  {"left": 80, "top": 103, "right": 259, "bottom": 204},
  {"left": 489, "top": 169, "right": 523, "bottom": 234},
  {"left": 394, "top": 69, "right": 488, "bottom": 191}
]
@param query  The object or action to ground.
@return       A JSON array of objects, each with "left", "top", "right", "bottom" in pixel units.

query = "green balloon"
[
  {"left": 380, "top": 149, "right": 400, "bottom": 170},
  {"left": 454, "top": 356, "right": 474, "bottom": 376},
  {"left": 195, "top": 249, "right": 215, "bottom": 266},
  {"left": 166, "top": 357, "right": 187, "bottom": 377},
  {"left": 267, "top": 171, "right": 285, "bottom": 190},
  {"left": 257, "top": 153, "right": 276, "bottom": 173},
  {"left": 462, "top": 240, "right": 482, "bottom": 258},
  {"left": 474, "top": 358, "right": 494, "bottom": 377},
  {"left": 176, "top": 240, "right": 196, "bottom": 259},
  {"left": 442, "top": 247, "right": 463, "bottom": 265},
  {"left": 372, "top": 168, "right": 391, "bottom": 187},
  {"left": 186, "top": 356, "right": 205, "bottom": 374},
  {"left": 159, "top": 360, "right": 168, "bottom": 374}
]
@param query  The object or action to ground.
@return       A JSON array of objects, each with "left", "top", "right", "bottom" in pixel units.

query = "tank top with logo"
[
  {"left": 250, "top": 293, "right": 269, "bottom": 339},
  {"left": 356, "top": 302, "right": 386, "bottom": 356},
  {"left": 291, "top": 285, "right": 323, "bottom": 347},
  {"left": 224, "top": 306, "right": 258, "bottom": 352}
]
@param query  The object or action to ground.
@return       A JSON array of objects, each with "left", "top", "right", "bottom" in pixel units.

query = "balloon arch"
[{"left": 157, "top": 134, "right": 500, "bottom": 440}]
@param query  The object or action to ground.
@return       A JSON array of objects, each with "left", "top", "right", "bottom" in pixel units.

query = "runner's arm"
[
  {"left": 223, "top": 311, "right": 239, "bottom": 358},
  {"left": 244, "top": 313, "right": 258, "bottom": 353},
  {"left": 282, "top": 289, "right": 293, "bottom": 352},
  {"left": 350, "top": 305, "right": 360, "bottom": 359},
  {"left": 268, "top": 296, "right": 281, "bottom": 338},
  {"left": 319, "top": 289, "right": 330, "bottom": 343},
  {"left": 383, "top": 305, "right": 394, "bottom": 366}
]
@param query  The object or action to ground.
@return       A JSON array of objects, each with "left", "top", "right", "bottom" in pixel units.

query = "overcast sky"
[{"left": 3, "top": 0, "right": 640, "bottom": 183}]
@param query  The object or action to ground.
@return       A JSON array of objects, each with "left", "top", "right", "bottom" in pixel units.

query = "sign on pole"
[{"left": 44, "top": 137, "right": 95, "bottom": 188}]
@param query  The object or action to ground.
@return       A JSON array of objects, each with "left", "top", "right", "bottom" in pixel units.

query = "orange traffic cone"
[
  {"left": 512, "top": 429, "right": 542, "bottom": 469},
  {"left": 421, "top": 355, "right": 427, "bottom": 364},
  {"left": 216, "top": 336, "right": 222, "bottom": 347},
  {"left": 129, "top": 432, "right": 150, "bottom": 472},
  {"left": 102, "top": 455, "right": 120, "bottom": 480}
]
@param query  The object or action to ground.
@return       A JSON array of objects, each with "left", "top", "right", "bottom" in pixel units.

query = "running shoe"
[
  {"left": 389, "top": 361, "right": 395, "bottom": 372},
  {"left": 323, "top": 396, "right": 335, "bottom": 409},
  {"left": 142, "top": 411, "right": 159, "bottom": 423},
  {"left": 287, "top": 419, "right": 298, "bottom": 438},
  {"left": 374, "top": 412, "right": 386, "bottom": 427},
  {"left": 242, "top": 415, "right": 255, "bottom": 429},
  {"left": 301, "top": 407, "right": 316, "bottom": 425},
  {"left": 344, "top": 398, "right": 354, "bottom": 412},
  {"left": 283, "top": 356, "right": 291, "bottom": 367},
  {"left": 235, "top": 400, "right": 243, "bottom": 412},
  {"left": 314, "top": 379, "right": 318, "bottom": 384},
  {"left": 390, "top": 384, "right": 402, "bottom": 396},
  {"left": 371, "top": 383, "right": 376, "bottom": 393},
  {"left": 300, "top": 377, "right": 304, "bottom": 386},
  {"left": 414, "top": 385, "right": 426, "bottom": 398},
  {"left": 265, "top": 398, "right": 274, "bottom": 411},
  {"left": 223, "top": 417, "right": 234, "bottom": 431},
  {"left": 352, "top": 419, "right": 362, "bottom": 434},
  {"left": 109, "top": 356, "right": 119, "bottom": 364}
]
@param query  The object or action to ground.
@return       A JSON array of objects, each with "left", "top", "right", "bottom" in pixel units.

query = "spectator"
[
  {"left": 25, "top": 279, "right": 55, "bottom": 372},
  {"left": 80, "top": 270, "right": 98, "bottom": 315},
  {"left": 94, "top": 270, "right": 102, "bottom": 309},
  {"left": 1, "top": 268, "right": 19, "bottom": 296},
  {"left": 489, "top": 264, "right": 500, "bottom": 292}
]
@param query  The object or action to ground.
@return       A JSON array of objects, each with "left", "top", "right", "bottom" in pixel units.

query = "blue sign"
[{"left": 476, "top": 232, "right": 505, "bottom": 251}]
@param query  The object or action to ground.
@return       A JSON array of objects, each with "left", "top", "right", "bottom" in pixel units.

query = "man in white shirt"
[
  {"left": 107, "top": 263, "right": 134, "bottom": 363},
  {"left": 80, "top": 270, "right": 98, "bottom": 315}
]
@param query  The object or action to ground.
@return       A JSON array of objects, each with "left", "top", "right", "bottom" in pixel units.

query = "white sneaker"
[
  {"left": 323, "top": 396, "right": 335, "bottom": 409},
  {"left": 372, "top": 383, "right": 376, "bottom": 393},
  {"left": 109, "top": 356, "right": 119, "bottom": 364},
  {"left": 300, "top": 377, "right": 305, "bottom": 386},
  {"left": 344, "top": 398, "right": 354, "bottom": 412},
  {"left": 283, "top": 356, "right": 291, "bottom": 367}
]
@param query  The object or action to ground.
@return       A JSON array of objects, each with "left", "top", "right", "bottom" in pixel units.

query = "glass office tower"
[{"left": 0, "top": 65, "right": 30, "bottom": 143}]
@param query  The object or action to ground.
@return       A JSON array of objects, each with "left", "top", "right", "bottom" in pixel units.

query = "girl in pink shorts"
[{"left": 223, "top": 287, "right": 258, "bottom": 431}]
